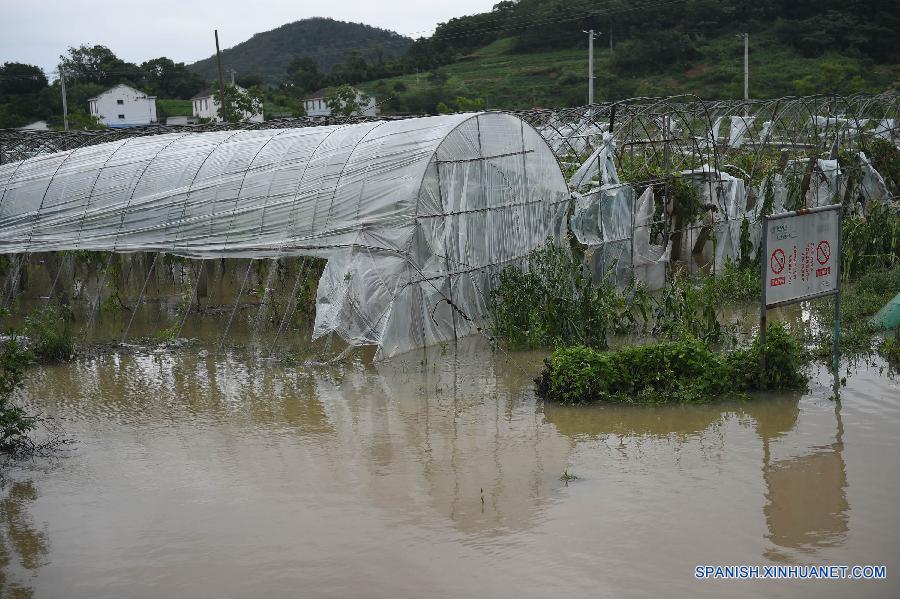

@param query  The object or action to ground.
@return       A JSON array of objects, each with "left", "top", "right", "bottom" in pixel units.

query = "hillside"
[
  {"left": 188, "top": 17, "right": 412, "bottom": 84},
  {"left": 360, "top": 32, "right": 900, "bottom": 114}
]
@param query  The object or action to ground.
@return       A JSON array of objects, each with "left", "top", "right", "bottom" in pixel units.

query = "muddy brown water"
[{"left": 1, "top": 329, "right": 899, "bottom": 596}]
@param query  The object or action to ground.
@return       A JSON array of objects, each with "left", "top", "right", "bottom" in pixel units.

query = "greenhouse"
[{"left": 0, "top": 112, "right": 570, "bottom": 358}]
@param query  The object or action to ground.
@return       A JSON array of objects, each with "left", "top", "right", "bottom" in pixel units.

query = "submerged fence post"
[
  {"left": 759, "top": 214, "right": 768, "bottom": 390},
  {"left": 833, "top": 212, "right": 842, "bottom": 399}
]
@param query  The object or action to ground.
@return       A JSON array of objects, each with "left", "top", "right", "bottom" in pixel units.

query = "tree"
[
  {"left": 60, "top": 45, "right": 142, "bottom": 86},
  {"left": 140, "top": 57, "right": 205, "bottom": 98},
  {"left": 0, "top": 63, "right": 55, "bottom": 127},
  {"left": 330, "top": 51, "right": 372, "bottom": 85},
  {"left": 236, "top": 74, "right": 263, "bottom": 89},
  {"left": 325, "top": 84, "right": 363, "bottom": 116},
  {"left": 286, "top": 56, "right": 324, "bottom": 94},
  {"left": 0, "top": 63, "right": 47, "bottom": 97},
  {"left": 212, "top": 84, "right": 263, "bottom": 122}
]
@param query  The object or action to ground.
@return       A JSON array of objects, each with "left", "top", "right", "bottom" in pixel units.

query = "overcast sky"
[{"left": 0, "top": 0, "right": 498, "bottom": 77}]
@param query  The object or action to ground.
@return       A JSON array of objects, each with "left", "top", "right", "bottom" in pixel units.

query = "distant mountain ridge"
[{"left": 188, "top": 17, "right": 412, "bottom": 85}]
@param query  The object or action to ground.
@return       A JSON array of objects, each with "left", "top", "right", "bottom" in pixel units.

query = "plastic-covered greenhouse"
[{"left": 0, "top": 112, "right": 569, "bottom": 358}]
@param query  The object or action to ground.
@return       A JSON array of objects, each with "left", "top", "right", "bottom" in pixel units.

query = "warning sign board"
[{"left": 763, "top": 206, "right": 840, "bottom": 308}]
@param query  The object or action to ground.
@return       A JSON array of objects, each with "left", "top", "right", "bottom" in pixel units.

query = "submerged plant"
[
  {"left": 810, "top": 265, "right": 900, "bottom": 361},
  {"left": 23, "top": 304, "right": 74, "bottom": 361},
  {"left": 535, "top": 324, "right": 807, "bottom": 404},
  {"left": 841, "top": 202, "right": 899, "bottom": 281},
  {"left": 0, "top": 333, "right": 35, "bottom": 453},
  {"left": 490, "top": 240, "right": 638, "bottom": 349},
  {"left": 879, "top": 334, "right": 900, "bottom": 364}
]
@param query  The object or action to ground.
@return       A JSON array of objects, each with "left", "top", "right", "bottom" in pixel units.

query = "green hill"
[
  {"left": 349, "top": 0, "right": 899, "bottom": 113},
  {"left": 360, "top": 33, "right": 900, "bottom": 114},
  {"left": 188, "top": 17, "right": 412, "bottom": 85}
]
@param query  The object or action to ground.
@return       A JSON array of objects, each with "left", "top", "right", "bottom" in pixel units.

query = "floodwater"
[{"left": 2, "top": 334, "right": 899, "bottom": 598}]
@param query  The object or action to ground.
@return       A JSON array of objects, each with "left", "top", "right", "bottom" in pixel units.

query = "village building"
[
  {"left": 191, "top": 86, "right": 264, "bottom": 123},
  {"left": 303, "top": 88, "right": 378, "bottom": 117},
  {"left": 88, "top": 84, "right": 158, "bottom": 128}
]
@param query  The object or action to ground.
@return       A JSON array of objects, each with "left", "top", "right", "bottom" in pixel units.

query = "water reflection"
[
  {"left": 0, "top": 479, "right": 48, "bottom": 598},
  {"left": 12, "top": 338, "right": 893, "bottom": 598},
  {"left": 762, "top": 399, "right": 848, "bottom": 559},
  {"left": 543, "top": 390, "right": 850, "bottom": 560},
  {"left": 27, "top": 338, "right": 570, "bottom": 537}
]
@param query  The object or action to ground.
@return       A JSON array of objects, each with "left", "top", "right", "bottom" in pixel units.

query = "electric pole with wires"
[{"left": 583, "top": 29, "right": 601, "bottom": 105}]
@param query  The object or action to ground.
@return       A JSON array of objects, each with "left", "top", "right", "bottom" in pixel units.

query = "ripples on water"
[{"left": 2, "top": 337, "right": 898, "bottom": 598}]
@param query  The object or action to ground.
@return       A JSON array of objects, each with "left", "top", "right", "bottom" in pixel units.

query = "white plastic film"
[{"left": 0, "top": 113, "right": 570, "bottom": 359}]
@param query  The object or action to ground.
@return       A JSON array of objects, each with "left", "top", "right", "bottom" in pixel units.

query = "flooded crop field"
[
  {"left": 0, "top": 94, "right": 897, "bottom": 597},
  {"left": 2, "top": 334, "right": 897, "bottom": 598}
]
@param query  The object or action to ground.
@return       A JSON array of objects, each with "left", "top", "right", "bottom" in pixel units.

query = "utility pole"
[
  {"left": 743, "top": 32, "right": 749, "bottom": 102},
  {"left": 214, "top": 29, "right": 228, "bottom": 122},
  {"left": 584, "top": 29, "right": 596, "bottom": 105},
  {"left": 59, "top": 64, "right": 69, "bottom": 131},
  {"left": 229, "top": 69, "right": 236, "bottom": 86}
]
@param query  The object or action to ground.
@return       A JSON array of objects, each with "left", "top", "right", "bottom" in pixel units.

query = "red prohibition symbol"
[
  {"left": 817, "top": 240, "right": 831, "bottom": 265},
  {"left": 770, "top": 248, "right": 786, "bottom": 274}
]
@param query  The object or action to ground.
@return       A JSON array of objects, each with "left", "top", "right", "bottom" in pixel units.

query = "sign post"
[{"left": 761, "top": 205, "right": 842, "bottom": 397}]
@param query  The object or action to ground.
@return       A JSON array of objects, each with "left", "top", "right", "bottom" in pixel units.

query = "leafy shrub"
[
  {"left": 24, "top": 304, "right": 74, "bottom": 361},
  {"left": 649, "top": 273, "right": 722, "bottom": 344},
  {"left": 842, "top": 202, "right": 899, "bottom": 281},
  {"left": 535, "top": 324, "right": 807, "bottom": 404},
  {"left": 811, "top": 265, "right": 900, "bottom": 360},
  {"left": 0, "top": 309, "right": 36, "bottom": 454},
  {"left": 880, "top": 334, "right": 900, "bottom": 364},
  {"left": 490, "top": 240, "right": 640, "bottom": 349}
]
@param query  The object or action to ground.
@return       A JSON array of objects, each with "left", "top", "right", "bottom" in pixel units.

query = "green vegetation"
[
  {"left": 841, "top": 200, "right": 900, "bottom": 281},
  {"left": 0, "top": 326, "right": 36, "bottom": 454},
  {"left": 23, "top": 304, "right": 74, "bottom": 362},
  {"left": 379, "top": 0, "right": 898, "bottom": 111},
  {"left": 360, "top": 33, "right": 898, "bottom": 113},
  {"left": 325, "top": 85, "right": 365, "bottom": 117},
  {"left": 490, "top": 240, "right": 641, "bottom": 349},
  {"left": 187, "top": 18, "right": 412, "bottom": 85},
  {"left": 490, "top": 240, "right": 761, "bottom": 350},
  {"left": 1, "top": 47, "right": 204, "bottom": 129},
  {"left": 156, "top": 99, "right": 192, "bottom": 118},
  {"left": 535, "top": 324, "right": 806, "bottom": 404},
  {"left": 498, "top": 204, "right": 897, "bottom": 404},
  {"left": 212, "top": 84, "right": 264, "bottom": 123},
  {"left": 811, "top": 266, "right": 900, "bottom": 361},
  {"left": 0, "top": 308, "right": 69, "bottom": 457},
  {"left": 880, "top": 334, "right": 900, "bottom": 364}
]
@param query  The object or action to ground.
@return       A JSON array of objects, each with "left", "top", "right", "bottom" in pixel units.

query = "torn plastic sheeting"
[
  {"left": 569, "top": 132, "right": 619, "bottom": 189},
  {"left": 709, "top": 116, "right": 755, "bottom": 149},
  {"left": 570, "top": 184, "right": 670, "bottom": 289},
  {"left": 570, "top": 184, "right": 635, "bottom": 286},
  {"left": 785, "top": 158, "right": 844, "bottom": 208},
  {"left": 858, "top": 151, "right": 890, "bottom": 203},
  {"left": 0, "top": 112, "right": 570, "bottom": 360},
  {"left": 871, "top": 119, "right": 898, "bottom": 142},
  {"left": 680, "top": 165, "right": 751, "bottom": 271},
  {"left": 569, "top": 183, "right": 633, "bottom": 246},
  {"left": 632, "top": 186, "right": 670, "bottom": 291}
]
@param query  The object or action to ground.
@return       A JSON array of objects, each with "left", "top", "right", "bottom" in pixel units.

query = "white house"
[
  {"left": 88, "top": 84, "right": 157, "bottom": 128},
  {"left": 303, "top": 88, "right": 378, "bottom": 117},
  {"left": 191, "top": 86, "right": 264, "bottom": 123}
]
